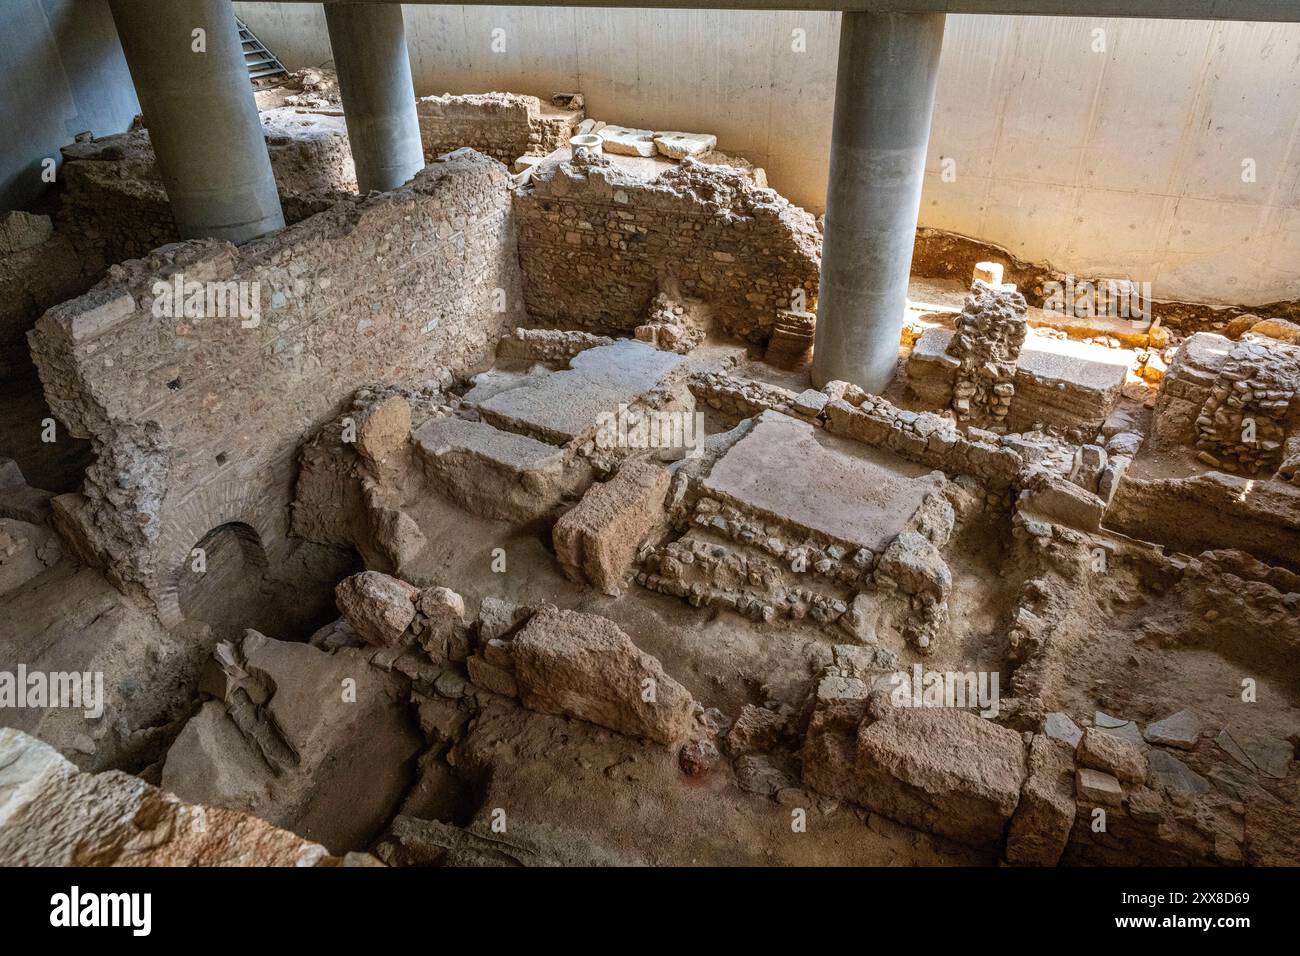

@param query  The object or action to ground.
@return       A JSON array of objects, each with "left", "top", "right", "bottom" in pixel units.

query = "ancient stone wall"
[
  {"left": 515, "top": 156, "right": 821, "bottom": 342},
  {"left": 56, "top": 110, "right": 357, "bottom": 276},
  {"left": 417, "top": 93, "right": 582, "bottom": 167},
  {"left": 30, "top": 151, "right": 523, "bottom": 621},
  {"left": 1192, "top": 338, "right": 1300, "bottom": 476},
  {"left": 945, "top": 283, "right": 1027, "bottom": 423},
  {"left": 0, "top": 212, "right": 87, "bottom": 382}
]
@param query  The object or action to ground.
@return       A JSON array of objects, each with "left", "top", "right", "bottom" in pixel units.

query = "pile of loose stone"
[{"left": 633, "top": 292, "right": 706, "bottom": 353}]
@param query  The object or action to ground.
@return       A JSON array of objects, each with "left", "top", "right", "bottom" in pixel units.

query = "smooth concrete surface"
[
  {"left": 238, "top": 6, "right": 1300, "bottom": 307},
  {"left": 813, "top": 11, "right": 946, "bottom": 392},
  {"left": 261, "top": 1, "right": 1300, "bottom": 21},
  {"left": 110, "top": 0, "right": 285, "bottom": 242},
  {"left": 0, "top": 0, "right": 140, "bottom": 209},
  {"left": 323, "top": 2, "right": 425, "bottom": 193}
]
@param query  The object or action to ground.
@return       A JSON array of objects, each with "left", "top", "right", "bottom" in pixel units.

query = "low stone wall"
[
  {"left": 688, "top": 370, "right": 798, "bottom": 420},
  {"left": 417, "top": 92, "right": 582, "bottom": 166},
  {"left": 30, "top": 151, "right": 524, "bottom": 621},
  {"left": 1104, "top": 469, "right": 1300, "bottom": 570},
  {"left": 515, "top": 156, "right": 820, "bottom": 342},
  {"left": 823, "top": 395, "right": 1024, "bottom": 489}
]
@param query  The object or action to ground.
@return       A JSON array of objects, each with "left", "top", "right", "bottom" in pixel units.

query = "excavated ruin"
[{"left": 2, "top": 72, "right": 1298, "bottom": 871}]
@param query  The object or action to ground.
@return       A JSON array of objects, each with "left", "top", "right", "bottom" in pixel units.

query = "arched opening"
[
  {"left": 177, "top": 522, "right": 271, "bottom": 640},
  {"left": 176, "top": 521, "right": 361, "bottom": 642}
]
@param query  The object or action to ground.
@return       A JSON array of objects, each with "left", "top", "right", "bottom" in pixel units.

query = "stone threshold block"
[
  {"left": 412, "top": 415, "right": 590, "bottom": 524},
  {"left": 553, "top": 458, "right": 671, "bottom": 595},
  {"left": 802, "top": 704, "right": 1027, "bottom": 847}
]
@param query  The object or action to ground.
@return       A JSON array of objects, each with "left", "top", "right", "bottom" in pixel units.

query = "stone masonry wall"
[
  {"left": 515, "top": 156, "right": 821, "bottom": 343},
  {"left": 417, "top": 93, "right": 582, "bottom": 167},
  {"left": 1192, "top": 337, "right": 1300, "bottom": 476},
  {"left": 30, "top": 151, "right": 523, "bottom": 622},
  {"left": 57, "top": 110, "right": 357, "bottom": 277}
]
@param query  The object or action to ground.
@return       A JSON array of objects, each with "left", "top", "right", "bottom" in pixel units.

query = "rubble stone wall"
[
  {"left": 417, "top": 93, "right": 582, "bottom": 166},
  {"left": 515, "top": 157, "right": 821, "bottom": 342},
  {"left": 1192, "top": 338, "right": 1300, "bottom": 476},
  {"left": 56, "top": 111, "right": 357, "bottom": 277},
  {"left": 0, "top": 216, "right": 88, "bottom": 381},
  {"left": 30, "top": 151, "right": 523, "bottom": 621}
]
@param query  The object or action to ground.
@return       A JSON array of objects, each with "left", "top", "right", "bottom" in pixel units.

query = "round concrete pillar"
[
  {"left": 813, "top": 11, "right": 946, "bottom": 394},
  {"left": 109, "top": 0, "right": 285, "bottom": 243},
  {"left": 324, "top": 2, "right": 426, "bottom": 194}
]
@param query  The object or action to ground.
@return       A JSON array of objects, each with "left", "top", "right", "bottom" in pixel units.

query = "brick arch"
[{"left": 152, "top": 476, "right": 292, "bottom": 626}]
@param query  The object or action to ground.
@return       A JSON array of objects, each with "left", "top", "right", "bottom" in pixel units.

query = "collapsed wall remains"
[
  {"left": 417, "top": 93, "right": 583, "bottom": 167},
  {"left": 515, "top": 156, "right": 820, "bottom": 342},
  {"left": 57, "top": 111, "right": 358, "bottom": 276}
]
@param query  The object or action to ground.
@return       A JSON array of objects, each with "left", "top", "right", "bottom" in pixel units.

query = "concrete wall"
[
  {"left": 237, "top": 4, "right": 1300, "bottom": 307},
  {"left": 0, "top": 0, "right": 140, "bottom": 210}
]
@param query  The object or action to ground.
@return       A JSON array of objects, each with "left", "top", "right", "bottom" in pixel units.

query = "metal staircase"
[{"left": 236, "top": 17, "right": 288, "bottom": 84}]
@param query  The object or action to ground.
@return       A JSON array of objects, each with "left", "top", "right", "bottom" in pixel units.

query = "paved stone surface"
[
  {"left": 479, "top": 341, "right": 686, "bottom": 445},
  {"left": 702, "top": 411, "right": 944, "bottom": 552}
]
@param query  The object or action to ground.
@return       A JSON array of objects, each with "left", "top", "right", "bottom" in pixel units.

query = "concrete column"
[
  {"left": 324, "top": 2, "right": 425, "bottom": 194},
  {"left": 813, "top": 11, "right": 946, "bottom": 393},
  {"left": 109, "top": 0, "right": 284, "bottom": 243}
]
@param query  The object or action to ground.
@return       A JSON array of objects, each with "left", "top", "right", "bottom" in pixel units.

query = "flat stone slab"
[
  {"left": 599, "top": 125, "right": 657, "bottom": 157},
  {"left": 1147, "top": 749, "right": 1211, "bottom": 796},
  {"left": 1044, "top": 711, "right": 1083, "bottom": 749},
  {"left": 478, "top": 340, "right": 686, "bottom": 446},
  {"left": 911, "top": 326, "right": 1130, "bottom": 399},
  {"left": 1095, "top": 711, "right": 1144, "bottom": 747},
  {"left": 653, "top": 131, "right": 717, "bottom": 159},
  {"left": 411, "top": 416, "right": 578, "bottom": 524},
  {"left": 701, "top": 410, "right": 944, "bottom": 552},
  {"left": 413, "top": 416, "right": 566, "bottom": 473},
  {"left": 1017, "top": 335, "right": 1132, "bottom": 394},
  {"left": 1143, "top": 709, "right": 1201, "bottom": 750}
]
